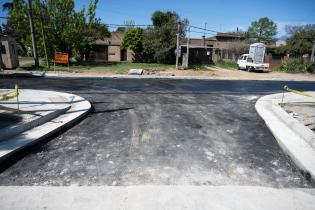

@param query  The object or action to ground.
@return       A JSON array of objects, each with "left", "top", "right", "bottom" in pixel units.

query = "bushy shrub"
[{"left": 278, "top": 58, "right": 312, "bottom": 73}]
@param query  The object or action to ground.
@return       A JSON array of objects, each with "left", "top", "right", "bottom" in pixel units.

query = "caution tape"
[
  {"left": 284, "top": 85, "right": 313, "bottom": 98},
  {"left": 0, "top": 84, "right": 19, "bottom": 101}
]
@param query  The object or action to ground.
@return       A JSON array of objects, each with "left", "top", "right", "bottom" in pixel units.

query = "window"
[{"left": 243, "top": 56, "right": 247, "bottom": 60}]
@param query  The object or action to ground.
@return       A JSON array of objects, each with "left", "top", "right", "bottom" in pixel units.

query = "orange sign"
[{"left": 54, "top": 52, "right": 69, "bottom": 64}]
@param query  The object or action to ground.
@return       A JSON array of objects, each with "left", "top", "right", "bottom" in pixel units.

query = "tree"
[
  {"left": 144, "top": 11, "right": 188, "bottom": 64},
  {"left": 246, "top": 17, "right": 277, "bottom": 44},
  {"left": 2, "top": 0, "right": 109, "bottom": 60},
  {"left": 121, "top": 11, "right": 187, "bottom": 64},
  {"left": 122, "top": 28, "right": 143, "bottom": 61},
  {"left": 284, "top": 24, "right": 315, "bottom": 56}
]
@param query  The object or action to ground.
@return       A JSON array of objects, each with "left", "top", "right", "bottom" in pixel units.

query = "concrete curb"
[
  {"left": 0, "top": 90, "right": 91, "bottom": 163},
  {"left": 255, "top": 92, "right": 315, "bottom": 179},
  {"left": 2, "top": 70, "right": 315, "bottom": 81},
  {"left": 43, "top": 72, "right": 315, "bottom": 82},
  {"left": 0, "top": 105, "right": 70, "bottom": 142},
  {"left": 0, "top": 186, "right": 314, "bottom": 210}
]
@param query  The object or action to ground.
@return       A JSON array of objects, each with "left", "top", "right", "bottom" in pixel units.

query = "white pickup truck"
[{"left": 237, "top": 43, "right": 269, "bottom": 72}]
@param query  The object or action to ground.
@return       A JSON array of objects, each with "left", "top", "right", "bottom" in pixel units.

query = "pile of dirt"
[
  {"left": 284, "top": 103, "right": 315, "bottom": 131},
  {"left": 143, "top": 69, "right": 161, "bottom": 75}
]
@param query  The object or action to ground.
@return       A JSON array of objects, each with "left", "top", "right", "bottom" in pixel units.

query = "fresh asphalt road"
[{"left": 0, "top": 76, "right": 315, "bottom": 187}]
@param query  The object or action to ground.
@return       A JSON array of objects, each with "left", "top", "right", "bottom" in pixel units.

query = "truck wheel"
[{"left": 246, "top": 66, "right": 251, "bottom": 72}]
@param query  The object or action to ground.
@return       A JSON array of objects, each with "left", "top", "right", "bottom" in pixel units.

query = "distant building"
[
  {"left": 89, "top": 32, "right": 134, "bottom": 62},
  {"left": 180, "top": 33, "right": 248, "bottom": 66},
  {"left": 275, "top": 40, "right": 287, "bottom": 47},
  {"left": 0, "top": 35, "right": 19, "bottom": 69}
]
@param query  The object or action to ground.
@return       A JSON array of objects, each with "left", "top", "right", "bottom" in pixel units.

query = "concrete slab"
[
  {"left": 255, "top": 92, "right": 315, "bottom": 179},
  {"left": 128, "top": 69, "right": 144, "bottom": 75},
  {"left": 0, "top": 186, "right": 315, "bottom": 210},
  {"left": 0, "top": 90, "right": 91, "bottom": 163},
  {"left": 0, "top": 89, "right": 71, "bottom": 141}
]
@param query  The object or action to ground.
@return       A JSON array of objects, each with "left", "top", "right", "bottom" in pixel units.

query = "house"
[
  {"left": 206, "top": 33, "right": 247, "bottom": 63},
  {"left": 180, "top": 33, "right": 248, "bottom": 66},
  {"left": 275, "top": 40, "right": 287, "bottom": 47},
  {"left": 89, "top": 32, "right": 134, "bottom": 62},
  {"left": 0, "top": 35, "right": 19, "bottom": 69}
]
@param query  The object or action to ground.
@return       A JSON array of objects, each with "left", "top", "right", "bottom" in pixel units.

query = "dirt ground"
[
  {"left": 73, "top": 66, "right": 315, "bottom": 81},
  {"left": 283, "top": 103, "right": 315, "bottom": 132}
]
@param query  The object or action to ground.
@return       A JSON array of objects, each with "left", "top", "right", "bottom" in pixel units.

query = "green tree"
[
  {"left": 144, "top": 11, "right": 188, "bottom": 64},
  {"left": 122, "top": 28, "right": 143, "bottom": 54},
  {"left": 2, "top": 0, "right": 109, "bottom": 60},
  {"left": 284, "top": 24, "right": 315, "bottom": 56},
  {"left": 246, "top": 17, "right": 277, "bottom": 44}
]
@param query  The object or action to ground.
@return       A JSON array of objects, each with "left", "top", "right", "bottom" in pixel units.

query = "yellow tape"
[
  {"left": 0, "top": 91, "right": 18, "bottom": 100},
  {"left": 0, "top": 84, "right": 20, "bottom": 101},
  {"left": 284, "top": 85, "right": 313, "bottom": 97}
]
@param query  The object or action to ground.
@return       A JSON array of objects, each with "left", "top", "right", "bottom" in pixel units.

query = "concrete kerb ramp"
[
  {"left": 0, "top": 89, "right": 91, "bottom": 163},
  {"left": 255, "top": 92, "right": 315, "bottom": 179}
]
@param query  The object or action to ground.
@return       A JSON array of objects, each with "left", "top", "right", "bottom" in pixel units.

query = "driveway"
[{"left": 0, "top": 77, "right": 314, "bottom": 187}]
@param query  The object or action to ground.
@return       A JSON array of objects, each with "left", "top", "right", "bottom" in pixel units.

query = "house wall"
[
  {"left": 127, "top": 49, "right": 134, "bottom": 62},
  {"left": 108, "top": 46, "right": 121, "bottom": 62},
  {"left": 207, "top": 40, "right": 248, "bottom": 63},
  {"left": 0, "top": 38, "right": 19, "bottom": 69}
]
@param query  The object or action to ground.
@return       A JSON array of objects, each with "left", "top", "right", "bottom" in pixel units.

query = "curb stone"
[
  {"left": 0, "top": 90, "right": 91, "bottom": 164},
  {"left": 255, "top": 92, "right": 315, "bottom": 179}
]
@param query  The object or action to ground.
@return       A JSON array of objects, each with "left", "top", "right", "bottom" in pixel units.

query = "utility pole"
[
  {"left": 311, "top": 40, "right": 315, "bottom": 64},
  {"left": 175, "top": 22, "right": 181, "bottom": 70},
  {"left": 186, "top": 26, "right": 190, "bottom": 69},
  {"left": 39, "top": 7, "right": 49, "bottom": 70},
  {"left": 27, "top": 0, "right": 39, "bottom": 68},
  {"left": 0, "top": 48, "right": 3, "bottom": 70}
]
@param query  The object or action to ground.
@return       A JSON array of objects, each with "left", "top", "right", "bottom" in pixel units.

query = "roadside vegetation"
[
  {"left": 273, "top": 58, "right": 313, "bottom": 73},
  {"left": 17, "top": 60, "right": 173, "bottom": 74},
  {"left": 188, "top": 64, "right": 209, "bottom": 71},
  {"left": 215, "top": 60, "right": 237, "bottom": 69}
]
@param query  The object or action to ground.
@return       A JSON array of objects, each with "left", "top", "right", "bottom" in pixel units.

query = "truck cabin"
[{"left": 239, "top": 54, "right": 253, "bottom": 63}]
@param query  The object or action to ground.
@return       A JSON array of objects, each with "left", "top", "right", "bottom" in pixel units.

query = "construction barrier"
[
  {"left": 284, "top": 85, "right": 313, "bottom": 98},
  {"left": 0, "top": 84, "right": 20, "bottom": 110},
  {"left": 0, "top": 85, "right": 19, "bottom": 101}
]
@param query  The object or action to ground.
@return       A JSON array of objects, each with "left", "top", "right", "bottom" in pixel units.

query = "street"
[{"left": 0, "top": 77, "right": 314, "bottom": 187}]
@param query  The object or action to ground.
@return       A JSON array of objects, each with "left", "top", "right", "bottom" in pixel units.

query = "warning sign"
[{"left": 54, "top": 52, "right": 69, "bottom": 64}]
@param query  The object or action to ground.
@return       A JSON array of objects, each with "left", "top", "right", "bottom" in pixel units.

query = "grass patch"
[
  {"left": 188, "top": 64, "right": 208, "bottom": 71},
  {"left": 17, "top": 61, "right": 174, "bottom": 74},
  {"left": 216, "top": 59, "right": 237, "bottom": 69}
]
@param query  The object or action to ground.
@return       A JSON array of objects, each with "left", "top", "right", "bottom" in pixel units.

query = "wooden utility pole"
[
  {"left": 0, "top": 44, "right": 3, "bottom": 70},
  {"left": 175, "top": 22, "right": 181, "bottom": 70},
  {"left": 186, "top": 26, "right": 190, "bottom": 68},
  {"left": 311, "top": 40, "right": 315, "bottom": 64},
  {"left": 39, "top": 10, "right": 49, "bottom": 70},
  {"left": 27, "top": 0, "right": 39, "bottom": 68}
]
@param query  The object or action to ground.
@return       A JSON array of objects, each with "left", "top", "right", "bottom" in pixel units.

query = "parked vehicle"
[{"left": 237, "top": 43, "right": 269, "bottom": 72}]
